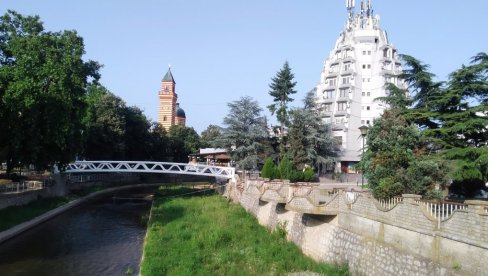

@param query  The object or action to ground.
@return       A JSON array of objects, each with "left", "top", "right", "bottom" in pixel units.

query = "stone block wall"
[{"left": 225, "top": 178, "right": 488, "bottom": 275}]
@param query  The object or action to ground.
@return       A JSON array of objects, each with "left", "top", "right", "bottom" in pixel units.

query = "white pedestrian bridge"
[{"left": 66, "top": 161, "right": 235, "bottom": 179}]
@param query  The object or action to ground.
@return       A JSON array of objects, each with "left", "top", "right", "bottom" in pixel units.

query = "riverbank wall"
[
  {"left": 224, "top": 177, "right": 488, "bottom": 276},
  {"left": 0, "top": 183, "right": 161, "bottom": 244}
]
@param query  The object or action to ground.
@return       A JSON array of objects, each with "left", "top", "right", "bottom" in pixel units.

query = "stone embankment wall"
[{"left": 224, "top": 177, "right": 488, "bottom": 276}]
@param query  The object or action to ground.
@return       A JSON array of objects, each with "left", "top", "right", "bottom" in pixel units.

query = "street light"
[{"left": 359, "top": 125, "right": 369, "bottom": 189}]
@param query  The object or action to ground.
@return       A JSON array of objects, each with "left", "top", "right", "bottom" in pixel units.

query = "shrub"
[
  {"left": 278, "top": 157, "right": 294, "bottom": 180},
  {"left": 261, "top": 158, "right": 277, "bottom": 179},
  {"left": 302, "top": 166, "right": 315, "bottom": 182}
]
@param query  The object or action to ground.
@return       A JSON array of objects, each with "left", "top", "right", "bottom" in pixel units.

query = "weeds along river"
[{"left": 0, "top": 188, "right": 155, "bottom": 276}]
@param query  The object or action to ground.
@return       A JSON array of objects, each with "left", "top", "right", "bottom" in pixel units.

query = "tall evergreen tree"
[
  {"left": 288, "top": 90, "right": 338, "bottom": 173},
  {"left": 216, "top": 96, "right": 268, "bottom": 170},
  {"left": 267, "top": 62, "right": 297, "bottom": 158}
]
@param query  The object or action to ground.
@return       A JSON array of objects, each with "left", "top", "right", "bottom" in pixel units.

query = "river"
[{"left": 0, "top": 189, "right": 154, "bottom": 276}]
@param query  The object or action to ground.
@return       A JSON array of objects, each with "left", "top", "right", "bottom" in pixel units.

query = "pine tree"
[
  {"left": 216, "top": 96, "right": 268, "bottom": 170},
  {"left": 287, "top": 90, "right": 338, "bottom": 173},
  {"left": 267, "top": 62, "right": 297, "bottom": 158}
]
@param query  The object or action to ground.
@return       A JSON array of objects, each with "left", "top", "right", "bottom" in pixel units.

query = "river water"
[{"left": 0, "top": 189, "right": 153, "bottom": 276}]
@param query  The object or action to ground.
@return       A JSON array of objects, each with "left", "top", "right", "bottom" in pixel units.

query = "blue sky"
[{"left": 2, "top": 0, "right": 487, "bottom": 133}]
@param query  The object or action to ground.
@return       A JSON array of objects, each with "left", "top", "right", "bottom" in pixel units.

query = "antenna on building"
[{"left": 367, "top": 0, "right": 372, "bottom": 17}]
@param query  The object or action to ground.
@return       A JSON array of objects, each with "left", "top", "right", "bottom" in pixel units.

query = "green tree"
[
  {"left": 0, "top": 10, "right": 100, "bottom": 172},
  {"left": 216, "top": 96, "right": 268, "bottom": 170},
  {"left": 124, "top": 106, "right": 152, "bottom": 160},
  {"left": 200, "top": 124, "right": 222, "bottom": 148},
  {"left": 83, "top": 86, "right": 126, "bottom": 160},
  {"left": 167, "top": 125, "right": 201, "bottom": 162},
  {"left": 288, "top": 90, "right": 337, "bottom": 173},
  {"left": 362, "top": 109, "right": 447, "bottom": 199},
  {"left": 147, "top": 122, "right": 169, "bottom": 161},
  {"left": 383, "top": 53, "right": 488, "bottom": 196},
  {"left": 267, "top": 62, "right": 297, "bottom": 158}
]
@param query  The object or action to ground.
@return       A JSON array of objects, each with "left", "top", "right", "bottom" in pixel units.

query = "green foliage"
[
  {"left": 362, "top": 110, "right": 447, "bottom": 198},
  {"left": 302, "top": 166, "right": 315, "bottom": 182},
  {"left": 140, "top": 188, "right": 347, "bottom": 275},
  {"left": 267, "top": 62, "right": 297, "bottom": 157},
  {"left": 200, "top": 124, "right": 222, "bottom": 148},
  {"left": 288, "top": 90, "right": 338, "bottom": 173},
  {"left": 167, "top": 125, "right": 201, "bottom": 162},
  {"left": 0, "top": 10, "right": 100, "bottom": 172},
  {"left": 261, "top": 158, "right": 277, "bottom": 179},
  {"left": 380, "top": 53, "right": 488, "bottom": 193},
  {"left": 278, "top": 157, "right": 294, "bottom": 180},
  {"left": 216, "top": 96, "right": 268, "bottom": 170}
]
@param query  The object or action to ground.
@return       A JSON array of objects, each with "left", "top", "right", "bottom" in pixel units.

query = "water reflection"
[{"left": 0, "top": 190, "right": 152, "bottom": 276}]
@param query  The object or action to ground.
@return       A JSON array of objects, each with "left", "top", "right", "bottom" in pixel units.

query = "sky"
[{"left": 1, "top": 0, "right": 487, "bottom": 134}]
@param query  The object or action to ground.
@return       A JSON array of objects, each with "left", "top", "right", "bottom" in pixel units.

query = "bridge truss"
[{"left": 66, "top": 161, "right": 235, "bottom": 179}]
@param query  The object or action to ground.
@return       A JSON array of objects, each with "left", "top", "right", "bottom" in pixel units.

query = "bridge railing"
[{"left": 66, "top": 161, "right": 235, "bottom": 179}]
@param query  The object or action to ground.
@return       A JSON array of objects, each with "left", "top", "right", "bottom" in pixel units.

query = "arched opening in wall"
[
  {"left": 275, "top": 203, "right": 288, "bottom": 214},
  {"left": 259, "top": 199, "right": 269, "bottom": 206},
  {"left": 302, "top": 213, "right": 336, "bottom": 226}
]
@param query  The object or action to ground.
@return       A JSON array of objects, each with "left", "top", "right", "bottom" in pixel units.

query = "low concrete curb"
[{"left": 0, "top": 183, "right": 162, "bottom": 245}]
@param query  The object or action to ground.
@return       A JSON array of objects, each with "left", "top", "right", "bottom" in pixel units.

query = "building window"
[
  {"left": 368, "top": 50, "right": 371, "bottom": 55},
  {"left": 344, "top": 63, "right": 351, "bottom": 71},
  {"left": 361, "top": 120, "right": 365, "bottom": 124},
  {"left": 323, "top": 103, "right": 332, "bottom": 111},
  {"left": 337, "top": 102, "right": 347, "bottom": 111},
  {"left": 327, "top": 78, "right": 337, "bottom": 86},
  {"left": 366, "top": 120, "right": 370, "bottom": 124},
  {"left": 339, "top": 88, "right": 349, "bottom": 97},
  {"left": 362, "top": 50, "right": 366, "bottom": 55},
  {"left": 163, "top": 116, "right": 167, "bottom": 121},
  {"left": 323, "top": 90, "right": 334, "bottom": 99},
  {"left": 366, "top": 106, "right": 371, "bottom": 111},
  {"left": 362, "top": 64, "right": 366, "bottom": 69},
  {"left": 334, "top": 136, "right": 343, "bottom": 145},
  {"left": 367, "top": 64, "right": 371, "bottom": 69},
  {"left": 342, "top": 77, "right": 349, "bottom": 84},
  {"left": 362, "top": 92, "right": 365, "bottom": 96},
  {"left": 367, "top": 92, "right": 371, "bottom": 96}
]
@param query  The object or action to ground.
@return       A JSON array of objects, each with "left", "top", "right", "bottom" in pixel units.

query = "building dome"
[{"left": 176, "top": 105, "right": 186, "bottom": 118}]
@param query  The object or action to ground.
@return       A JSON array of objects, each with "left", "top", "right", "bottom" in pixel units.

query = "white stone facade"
[{"left": 315, "top": 1, "right": 406, "bottom": 172}]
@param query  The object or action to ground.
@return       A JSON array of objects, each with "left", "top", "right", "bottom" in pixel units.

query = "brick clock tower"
[{"left": 158, "top": 67, "right": 186, "bottom": 130}]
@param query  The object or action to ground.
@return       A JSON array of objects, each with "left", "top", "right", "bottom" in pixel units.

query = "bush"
[
  {"left": 278, "top": 157, "right": 294, "bottom": 180},
  {"left": 303, "top": 166, "right": 315, "bottom": 182},
  {"left": 261, "top": 158, "right": 277, "bottom": 179}
]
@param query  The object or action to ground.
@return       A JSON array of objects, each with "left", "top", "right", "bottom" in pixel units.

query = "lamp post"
[{"left": 359, "top": 125, "right": 369, "bottom": 189}]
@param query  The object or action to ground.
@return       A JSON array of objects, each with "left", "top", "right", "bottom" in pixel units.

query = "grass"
[
  {"left": 140, "top": 186, "right": 349, "bottom": 275},
  {"left": 0, "top": 196, "right": 73, "bottom": 231},
  {"left": 0, "top": 183, "right": 107, "bottom": 232}
]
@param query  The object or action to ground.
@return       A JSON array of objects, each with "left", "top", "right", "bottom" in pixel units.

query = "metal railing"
[
  {"left": 377, "top": 197, "right": 403, "bottom": 210},
  {"left": 66, "top": 160, "right": 235, "bottom": 179},
  {"left": 416, "top": 200, "right": 468, "bottom": 228},
  {"left": 0, "top": 180, "right": 49, "bottom": 194}
]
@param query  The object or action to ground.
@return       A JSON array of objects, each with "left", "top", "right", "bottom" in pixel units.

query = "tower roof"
[
  {"left": 176, "top": 103, "right": 186, "bottom": 118},
  {"left": 162, "top": 67, "right": 175, "bottom": 83}
]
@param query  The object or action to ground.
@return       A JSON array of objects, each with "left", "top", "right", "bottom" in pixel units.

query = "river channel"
[{"left": 0, "top": 188, "right": 154, "bottom": 276}]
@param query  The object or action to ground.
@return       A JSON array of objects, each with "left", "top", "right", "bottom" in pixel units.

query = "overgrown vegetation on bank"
[
  {"left": 0, "top": 184, "right": 107, "bottom": 232},
  {"left": 0, "top": 196, "right": 72, "bottom": 231},
  {"left": 140, "top": 187, "right": 348, "bottom": 275}
]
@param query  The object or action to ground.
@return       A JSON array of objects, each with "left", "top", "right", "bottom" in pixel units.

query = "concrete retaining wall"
[{"left": 225, "top": 179, "right": 487, "bottom": 276}]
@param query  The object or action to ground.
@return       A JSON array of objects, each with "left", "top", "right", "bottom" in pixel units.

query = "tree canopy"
[
  {"left": 216, "top": 96, "right": 269, "bottom": 170},
  {"left": 0, "top": 10, "right": 100, "bottom": 173},
  {"left": 267, "top": 62, "right": 297, "bottom": 157}
]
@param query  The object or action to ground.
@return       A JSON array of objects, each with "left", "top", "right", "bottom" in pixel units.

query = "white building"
[{"left": 315, "top": 0, "right": 406, "bottom": 173}]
